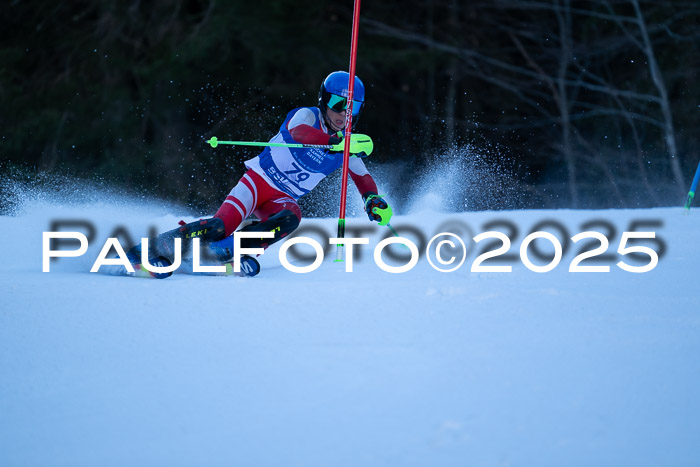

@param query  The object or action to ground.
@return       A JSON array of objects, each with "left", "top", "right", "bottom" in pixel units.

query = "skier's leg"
[
  {"left": 127, "top": 217, "right": 227, "bottom": 263},
  {"left": 213, "top": 170, "right": 265, "bottom": 236},
  {"left": 208, "top": 196, "right": 302, "bottom": 261},
  {"left": 128, "top": 171, "right": 265, "bottom": 263},
  {"left": 240, "top": 195, "right": 302, "bottom": 249}
]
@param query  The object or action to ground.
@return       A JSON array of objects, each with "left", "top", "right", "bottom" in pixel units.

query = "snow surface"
[{"left": 1, "top": 194, "right": 699, "bottom": 466}]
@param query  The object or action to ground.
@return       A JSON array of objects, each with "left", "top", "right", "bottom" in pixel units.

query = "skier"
[{"left": 128, "top": 71, "right": 392, "bottom": 275}]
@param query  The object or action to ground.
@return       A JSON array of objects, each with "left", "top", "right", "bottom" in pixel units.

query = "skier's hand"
[
  {"left": 331, "top": 133, "right": 373, "bottom": 156},
  {"left": 363, "top": 193, "right": 392, "bottom": 226}
]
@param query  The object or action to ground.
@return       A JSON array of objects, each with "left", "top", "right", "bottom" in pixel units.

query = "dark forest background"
[{"left": 1, "top": 0, "right": 699, "bottom": 214}]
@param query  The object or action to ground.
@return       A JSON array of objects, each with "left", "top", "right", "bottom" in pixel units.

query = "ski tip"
[{"left": 132, "top": 256, "right": 173, "bottom": 279}]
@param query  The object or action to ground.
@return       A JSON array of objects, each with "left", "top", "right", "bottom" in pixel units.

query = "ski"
[
  {"left": 97, "top": 255, "right": 173, "bottom": 279},
  {"left": 181, "top": 254, "right": 261, "bottom": 278},
  {"left": 101, "top": 254, "right": 260, "bottom": 279},
  {"left": 129, "top": 256, "right": 174, "bottom": 279},
  {"left": 106, "top": 229, "right": 261, "bottom": 279}
]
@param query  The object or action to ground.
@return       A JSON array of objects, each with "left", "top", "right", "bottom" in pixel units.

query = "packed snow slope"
[{"left": 1, "top": 194, "right": 699, "bottom": 466}]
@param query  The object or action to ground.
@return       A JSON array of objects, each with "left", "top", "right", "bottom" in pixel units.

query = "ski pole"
[
  {"left": 386, "top": 223, "right": 401, "bottom": 238},
  {"left": 206, "top": 136, "right": 333, "bottom": 150},
  {"left": 385, "top": 224, "right": 411, "bottom": 250},
  {"left": 684, "top": 159, "right": 700, "bottom": 212},
  {"left": 371, "top": 201, "right": 408, "bottom": 249}
]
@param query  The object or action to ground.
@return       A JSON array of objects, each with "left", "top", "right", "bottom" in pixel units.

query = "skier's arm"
[
  {"left": 287, "top": 108, "right": 342, "bottom": 145},
  {"left": 348, "top": 158, "right": 392, "bottom": 224},
  {"left": 348, "top": 157, "right": 378, "bottom": 196},
  {"left": 290, "top": 124, "right": 341, "bottom": 145},
  {"left": 347, "top": 146, "right": 392, "bottom": 225}
]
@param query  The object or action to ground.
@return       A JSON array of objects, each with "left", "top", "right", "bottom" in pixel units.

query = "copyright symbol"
[{"left": 426, "top": 232, "right": 467, "bottom": 273}]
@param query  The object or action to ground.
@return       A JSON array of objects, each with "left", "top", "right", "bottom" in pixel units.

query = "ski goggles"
[{"left": 326, "top": 93, "right": 364, "bottom": 116}]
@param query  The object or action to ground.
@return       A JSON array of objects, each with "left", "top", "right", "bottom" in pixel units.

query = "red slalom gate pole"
[{"left": 335, "top": 0, "right": 362, "bottom": 262}]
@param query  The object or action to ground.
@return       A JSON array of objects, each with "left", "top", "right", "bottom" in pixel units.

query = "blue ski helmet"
[{"left": 318, "top": 71, "right": 365, "bottom": 129}]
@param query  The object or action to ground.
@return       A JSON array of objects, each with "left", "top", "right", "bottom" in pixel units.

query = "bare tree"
[
  {"left": 364, "top": 0, "right": 693, "bottom": 206},
  {"left": 629, "top": 0, "right": 685, "bottom": 193}
]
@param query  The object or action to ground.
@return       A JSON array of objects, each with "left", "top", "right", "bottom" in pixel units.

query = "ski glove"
[
  {"left": 363, "top": 193, "right": 392, "bottom": 226},
  {"left": 331, "top": 133, "right": 373, "bottom": 157}
]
